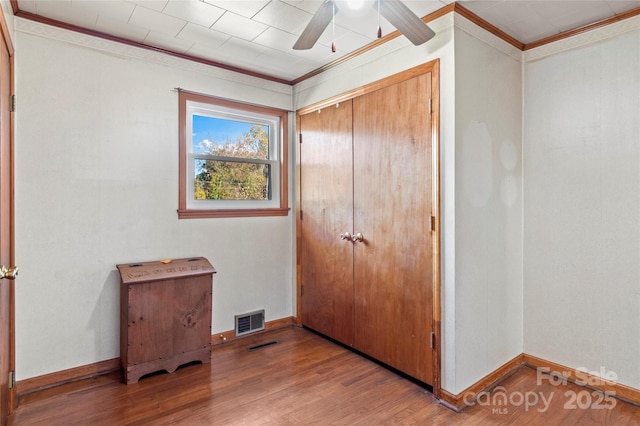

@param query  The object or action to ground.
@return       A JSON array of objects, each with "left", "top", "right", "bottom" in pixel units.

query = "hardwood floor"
[{"left": 8, "top": 327, "right": 640, "bottom": 425}]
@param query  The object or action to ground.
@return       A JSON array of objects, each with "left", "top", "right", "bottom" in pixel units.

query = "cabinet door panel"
[
  {"left": 300, "top": 101, "right": 355, "bottom": 346},
  {"left": 352, "top": 73, "right": 434, "bottom": 384}
]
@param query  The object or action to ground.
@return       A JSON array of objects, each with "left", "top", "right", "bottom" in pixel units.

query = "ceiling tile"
[
  {"left": 177, "top": 22, "right": 230, "bottom": 47},
  {"left": 72, "top": 1, "right": 136, "bottom": 23},
  {"left": 457, "top": 0, "right": 502, "bottom": 14},
  {"left": 143, "top": 30, "right": 194, "bottom": 53},
  {"left": 501, "top": 18, "right": 558, "bottom": 44},
  {"left": 95, "top": 16, "right": 150, "bottom": 42},
  {"left": 129, "top": 4, "right": 187, "bottom": 36},
  {"left": 216, "top": 37, "right": 269, "bottom": 62},
  {"left": 281, "top": 0, "right": 324, "bottom": 15},
  {"left": 289, "top": 40, "right": 337, "bottom": 62},
  {"left": 125, "top": 0, "right": 169, "bottom": 13},
  {"left": 33, "top": 1, "right": 98, "bottom": 28},
  {"left": 402, "top": 1, "right": 447, "bottom": 18},
  {"left": 533, "top": 0, "right": 610, "bottom": 22},
  {"left": 17, "top": 0, "right": 640, "bottom": 82},
  {"left": 163, "top": 0, "right": 225, "bottom": 28},
  {"left": 253, "top": 27, "right": 300, "bottom": 51},
  {"left": 253, "top": 0, "right": 313, "bottom": 34},
  {"left": 333, "top": 28, "right": 372, "bottom": 53},
  {"left": 333, "top": 7, "right": 393, "bottom": 39},
  {"left": 202, "top": 0, "right": 270, "bottom": 18},
  {"left": 18, "top": 0, "right": 37, "bottom": 14},
  {"left": 211, "top": 11, "right": 269, "bottom": 41},
  {"left": 544, "top": 1, "right": 615, "bottom": 32},
  {"left": 606, "top": 1, "right": 640, "bottom": 14},
  {"left": 253, "top": 47, "right": 305, "bottom": 78}
]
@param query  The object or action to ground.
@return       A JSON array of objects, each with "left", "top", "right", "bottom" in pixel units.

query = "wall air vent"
[{"left": 235, "top": 309, "right": 265, "bottom": 336}]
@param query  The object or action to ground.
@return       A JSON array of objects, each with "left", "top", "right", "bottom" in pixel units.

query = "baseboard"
[
  {"left": 211, "top": 316, "right": 295, "bottom": 346},
  {"left": 523, "top": 354, "right": 640, "bottom": 407},
  {"left": 440, "top": 353, "right": 640, "bottom": 411},
  {"left": 17, "top": 333, "right": 640, "bottom": 411},
  {"left": 16, "top": 357, "right": 121, "bottom": 398},
  {"left": 16, "top": 317, "right": 295, "bottom": 402},
  {"left": 439, "top": 354, "right": 525, "bottom": 411}
]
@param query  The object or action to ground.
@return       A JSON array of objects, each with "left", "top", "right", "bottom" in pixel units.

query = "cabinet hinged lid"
[{"left": 116, "top": 257, "right": 216, "bottom": 285}]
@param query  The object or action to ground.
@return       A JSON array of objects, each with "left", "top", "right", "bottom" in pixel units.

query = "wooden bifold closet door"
[
  {"left": 299, "top": 71, "right": 434, "bottom": 386},
  {"left": 299, "top": 99, "right": 355, "bottom": 346}
]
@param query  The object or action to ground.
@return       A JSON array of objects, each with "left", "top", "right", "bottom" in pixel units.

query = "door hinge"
[
  {"left": 299, "top": 285, "right": 304, "bottom": 297},
  {"left": 430, "top": 215, "right": 436, "bottom": 231},
  {"left": 8, "top": 370, "right": 15, "bottom": 389},
  {"left": 300, "top": 210, "right": 303, "bottom": 220},
  {"left": 428, "top": 98, "right": 432, "bottom": 115},
  {"left": 10, "top": 94, "right": 15, "bottom": 112},
  {"left": 298, "top": 132, "right": 302, "bottom": 144},
  {"left": 430, "top": 332, "right": 435, "bottom": 349}
]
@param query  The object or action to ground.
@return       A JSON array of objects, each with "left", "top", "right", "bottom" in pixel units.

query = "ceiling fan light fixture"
[
  {"left": 335, "top": 0, "right": 372, "bottom": 16},
  {"left": 293, "top": 0, "right": 435, "bottom": 50}
]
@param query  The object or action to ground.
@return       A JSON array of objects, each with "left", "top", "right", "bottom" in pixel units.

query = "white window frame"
[
  {"left": 186, "top": 101, "right": 280, "bottom": 210},
  {"left": 178, "top": 90, "right": 289, "bottom": 219}
]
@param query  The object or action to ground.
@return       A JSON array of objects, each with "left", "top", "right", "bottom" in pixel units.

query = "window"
[{"left": 178, "top": 90, "right": 289, "bottom": 218}]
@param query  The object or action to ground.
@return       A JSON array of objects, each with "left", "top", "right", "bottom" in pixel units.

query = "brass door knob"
[
  {"left": 0, "top": 265, "right": 18, "bottom": 280},
  {"left": 351, "top": 233, "right": 364, "bottom": 243}
]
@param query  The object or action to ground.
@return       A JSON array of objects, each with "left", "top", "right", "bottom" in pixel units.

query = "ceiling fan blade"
[
  {"left": 293, "top": 0, "right": 336, "bottom": 50},
  {"left": 378, "top": 0, "right": 435, "bottom": 46}
]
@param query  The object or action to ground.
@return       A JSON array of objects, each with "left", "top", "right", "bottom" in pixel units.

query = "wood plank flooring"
[{"left": 8, "top": 326, "right": 640, "bottom": 425}]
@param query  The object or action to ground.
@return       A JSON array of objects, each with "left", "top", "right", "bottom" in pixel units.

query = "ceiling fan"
[{"left": 293, "top": 0, "right": 436, "bottom": 51}]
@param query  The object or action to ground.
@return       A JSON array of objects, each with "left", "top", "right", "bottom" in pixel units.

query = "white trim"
[{"left": 185, "top": 100, "right": 281, "bottom": 210}]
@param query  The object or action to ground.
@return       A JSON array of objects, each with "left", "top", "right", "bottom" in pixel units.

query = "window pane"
[
  {"left": 194, "top": 159, "right": 271, "bottom": 201},
  {"left": 192, "top": 115, "right": 269, "bottom": 160}
]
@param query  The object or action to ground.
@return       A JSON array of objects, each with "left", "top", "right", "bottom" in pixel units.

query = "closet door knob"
[
  {"left": 351, "top": 233, "right": 364, "bottom": 243},
  {"left": 340, "top": 232, "right": 352, "bottom": 241}
]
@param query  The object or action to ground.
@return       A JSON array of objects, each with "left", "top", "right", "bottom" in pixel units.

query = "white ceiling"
[{"left": 15, "top": 0, "right": 640, "bottom": 82}]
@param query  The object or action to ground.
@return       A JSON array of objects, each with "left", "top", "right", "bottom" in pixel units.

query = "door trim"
[
  {"left": 0, "top": 3, "right": 15, "bottom": 421},
  {"left": 295, "top": 59, "right": 441, "bottom": 397}
]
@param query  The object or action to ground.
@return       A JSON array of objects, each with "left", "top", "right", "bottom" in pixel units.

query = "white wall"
[
  {"left": 452, "top": 23, "right": 523, "bottom": 393},
  {"left": 14, "top": 22, "right": 294, "bottom": 380},
  {"left": 15, "top": 5, "right": 638, "bottom": 396},
  {"left": 523, "top": 22, "right": 640, "bottom": 389}
]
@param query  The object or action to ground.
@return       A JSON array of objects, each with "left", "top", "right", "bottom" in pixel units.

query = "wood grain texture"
[
  {"left": 299, "top": 100, "right": 355, "bottom": 346},
  {"left": 15, "top": 358, "right": 121, "bottom": 398},
  {"left": 117, "top": 260, "right": 214, "bottom": 384},
  {"left": 352, "top": 72, "right": 434, "bottom": 386},
  {"left": 9, "top": 328, "right": 640, "bottom": 425},
  {"left": 430, "top": 59, "right": 442, "bottom": 399},
  {"left": 524, "top": 354, "right": 640, "bottom": 406},
  {"left": 211, "top": 316, "right": 295, "bottom": 346},
  {"left": 297, "top": 62, "right": 439, "bottom": 388}
]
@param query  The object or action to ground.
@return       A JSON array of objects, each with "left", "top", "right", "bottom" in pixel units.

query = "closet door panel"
[
  {"left": 299, "top": 101, "right": 355, "bottom": 346},
  {"left": 352, "top": 74, "right": 434, "bottom": 384}
]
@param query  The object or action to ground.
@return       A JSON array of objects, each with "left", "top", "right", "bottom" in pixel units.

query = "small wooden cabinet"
[{"left": 117, "top": 257, "right": 216, "bottom": 384}]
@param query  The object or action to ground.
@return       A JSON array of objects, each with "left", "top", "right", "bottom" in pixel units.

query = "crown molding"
[
  {"left": 14, "top": 17, "right": 292, "bottom": 96},
  {"left": 523, "top": 13, "right": 640, "bottom": 62},
  {"left": 453, "top": 13, "right": 522, "bottom": 62},
  {"left": 9, "top": 1, "right": 640, "bottom": 83}
]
